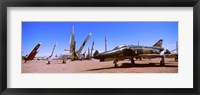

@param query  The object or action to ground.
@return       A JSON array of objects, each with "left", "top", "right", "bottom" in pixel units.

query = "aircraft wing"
[
  {"left": 77, "top": 33, "right": 91, "bottom": 55},
  {"left": 139, "top": 54, "right": 163, "bottom": 58},
  {"left": 164, "top": 54, "right": 178, "bottom": 58}
]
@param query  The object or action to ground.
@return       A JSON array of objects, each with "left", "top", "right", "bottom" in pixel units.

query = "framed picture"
[{"left": 0, "top": 0, "right": 200, "bottom": 95}]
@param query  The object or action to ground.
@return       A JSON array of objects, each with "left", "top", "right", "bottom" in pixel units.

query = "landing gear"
[
  {"left": 131, "top": 58, "right": 135, "bottom": 65},
  {"left": 160, "top": 57, "right": 165, "bottom": 66},
  {"left": 113, "top": 59, "right": 119, "bottom": 68},
  {"left": 175, "top": 57, "right": 178, "bottom": 62},
  {"left": 62, "top": 55, "right": 68, "bottom": 64},
  {"left": 62, "top": 60, "right": 66, "bottom": 63},
  {"left": 100, "top": 59, "right": 104, "bottom": 62},
  {"left": 47, "top": 61, "right": 50, "bottom": 65},
  {"left": 136, "top": 57, "right": 142, "bottom": 61}
]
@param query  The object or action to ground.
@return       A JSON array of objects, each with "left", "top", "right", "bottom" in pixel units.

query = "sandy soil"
[{"left": 22, "top": 58, "right": 178, "bottom": 73}]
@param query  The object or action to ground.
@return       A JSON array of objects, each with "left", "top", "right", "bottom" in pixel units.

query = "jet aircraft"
[
  {"left": 24, "top": 43, "right": 41, "bottom": 63},
  {"left": 93, "top": 39, "right": 165, "bottom": 67},
  {"left": 63, "top": 25, "right": 91, "bottom": 62}
]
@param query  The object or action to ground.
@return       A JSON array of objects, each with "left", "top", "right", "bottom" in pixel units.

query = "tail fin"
[
  {"left": 105, "top": 36, "right": 107, "bottom": 51},
  {"left": 88, "top": 47, "right": 90, "bottom": 59},
  {"left": 153, "top": 39, "right": 163, "bottom": 47},
  {"left": 24, "top": 43, "right": 41, "bottom": 63},
  {"left": 69, "top": 25, "right": 75, "bottom": 53},
  {"left": 91, "top": 40, "right": 94, "bottom": 57},
  {"left": 49, "top": 43, "right": 56, "bottom": 58}
]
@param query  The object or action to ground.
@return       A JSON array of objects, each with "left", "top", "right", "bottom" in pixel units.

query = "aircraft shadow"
[{"left": 86, "top": 63, "right": 178, "bottom": 71}]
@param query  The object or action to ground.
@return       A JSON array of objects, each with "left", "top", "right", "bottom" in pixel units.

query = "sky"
[{"left": 22, "top": 22, "right": 178, "bottom": 57}]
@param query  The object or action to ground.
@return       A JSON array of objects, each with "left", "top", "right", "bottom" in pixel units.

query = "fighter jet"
[
  {"left": 93, "top": 39, "right": 165, "bottom": 67},
  {"left": 63, "top": 25, "right": 91, "bottom": 62},
  {"left": 23, "top": 43, "right": 41, "bottom": 63}
]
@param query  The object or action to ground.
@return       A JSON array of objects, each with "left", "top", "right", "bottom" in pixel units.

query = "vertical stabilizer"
[
  {"left": 48, "top": 43, "right": 56, "bottom": 58},
  {"left": 91, "top": 40, "right": 94, "bottom": 57},
  {"left": 105, "top": 36, "right": 107, "bottom": 51},
  {"left": 153, "top": 39, "right": 163, "bottom": 47},
  {"left": 24, "top": 43, "right": 41, "bottom": 63},
  {"left": 88, "top": 47, "right": 90, "bottom": 59},
  {"left": 69, "top": 25, "right": 75, "bottom": 53}
]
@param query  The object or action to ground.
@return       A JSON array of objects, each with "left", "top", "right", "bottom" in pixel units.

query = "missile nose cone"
[
  {"left": 89, "top": 33, "right": 92, "bottom": 36},
  {"left": 39, "top": 42, "right": 42, "bottom": 45}
]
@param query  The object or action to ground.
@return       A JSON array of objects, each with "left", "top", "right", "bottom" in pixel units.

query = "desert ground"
[{"left": 22, "top": 58, "right": 178, "bottom": 73}]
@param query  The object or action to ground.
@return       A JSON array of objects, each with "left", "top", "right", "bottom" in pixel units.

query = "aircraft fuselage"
[{"left": 93, "top": 45, "right": 164, "bottom": 62}]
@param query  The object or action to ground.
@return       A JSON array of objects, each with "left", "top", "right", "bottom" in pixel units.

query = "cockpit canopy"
[{"left": 113, "top": 45, "right": 126, "bottom": 50}]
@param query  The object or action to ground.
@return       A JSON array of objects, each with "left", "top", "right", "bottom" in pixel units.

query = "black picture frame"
[{"left": 0, "top": 0, "right": 200, "bottom": 95}]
